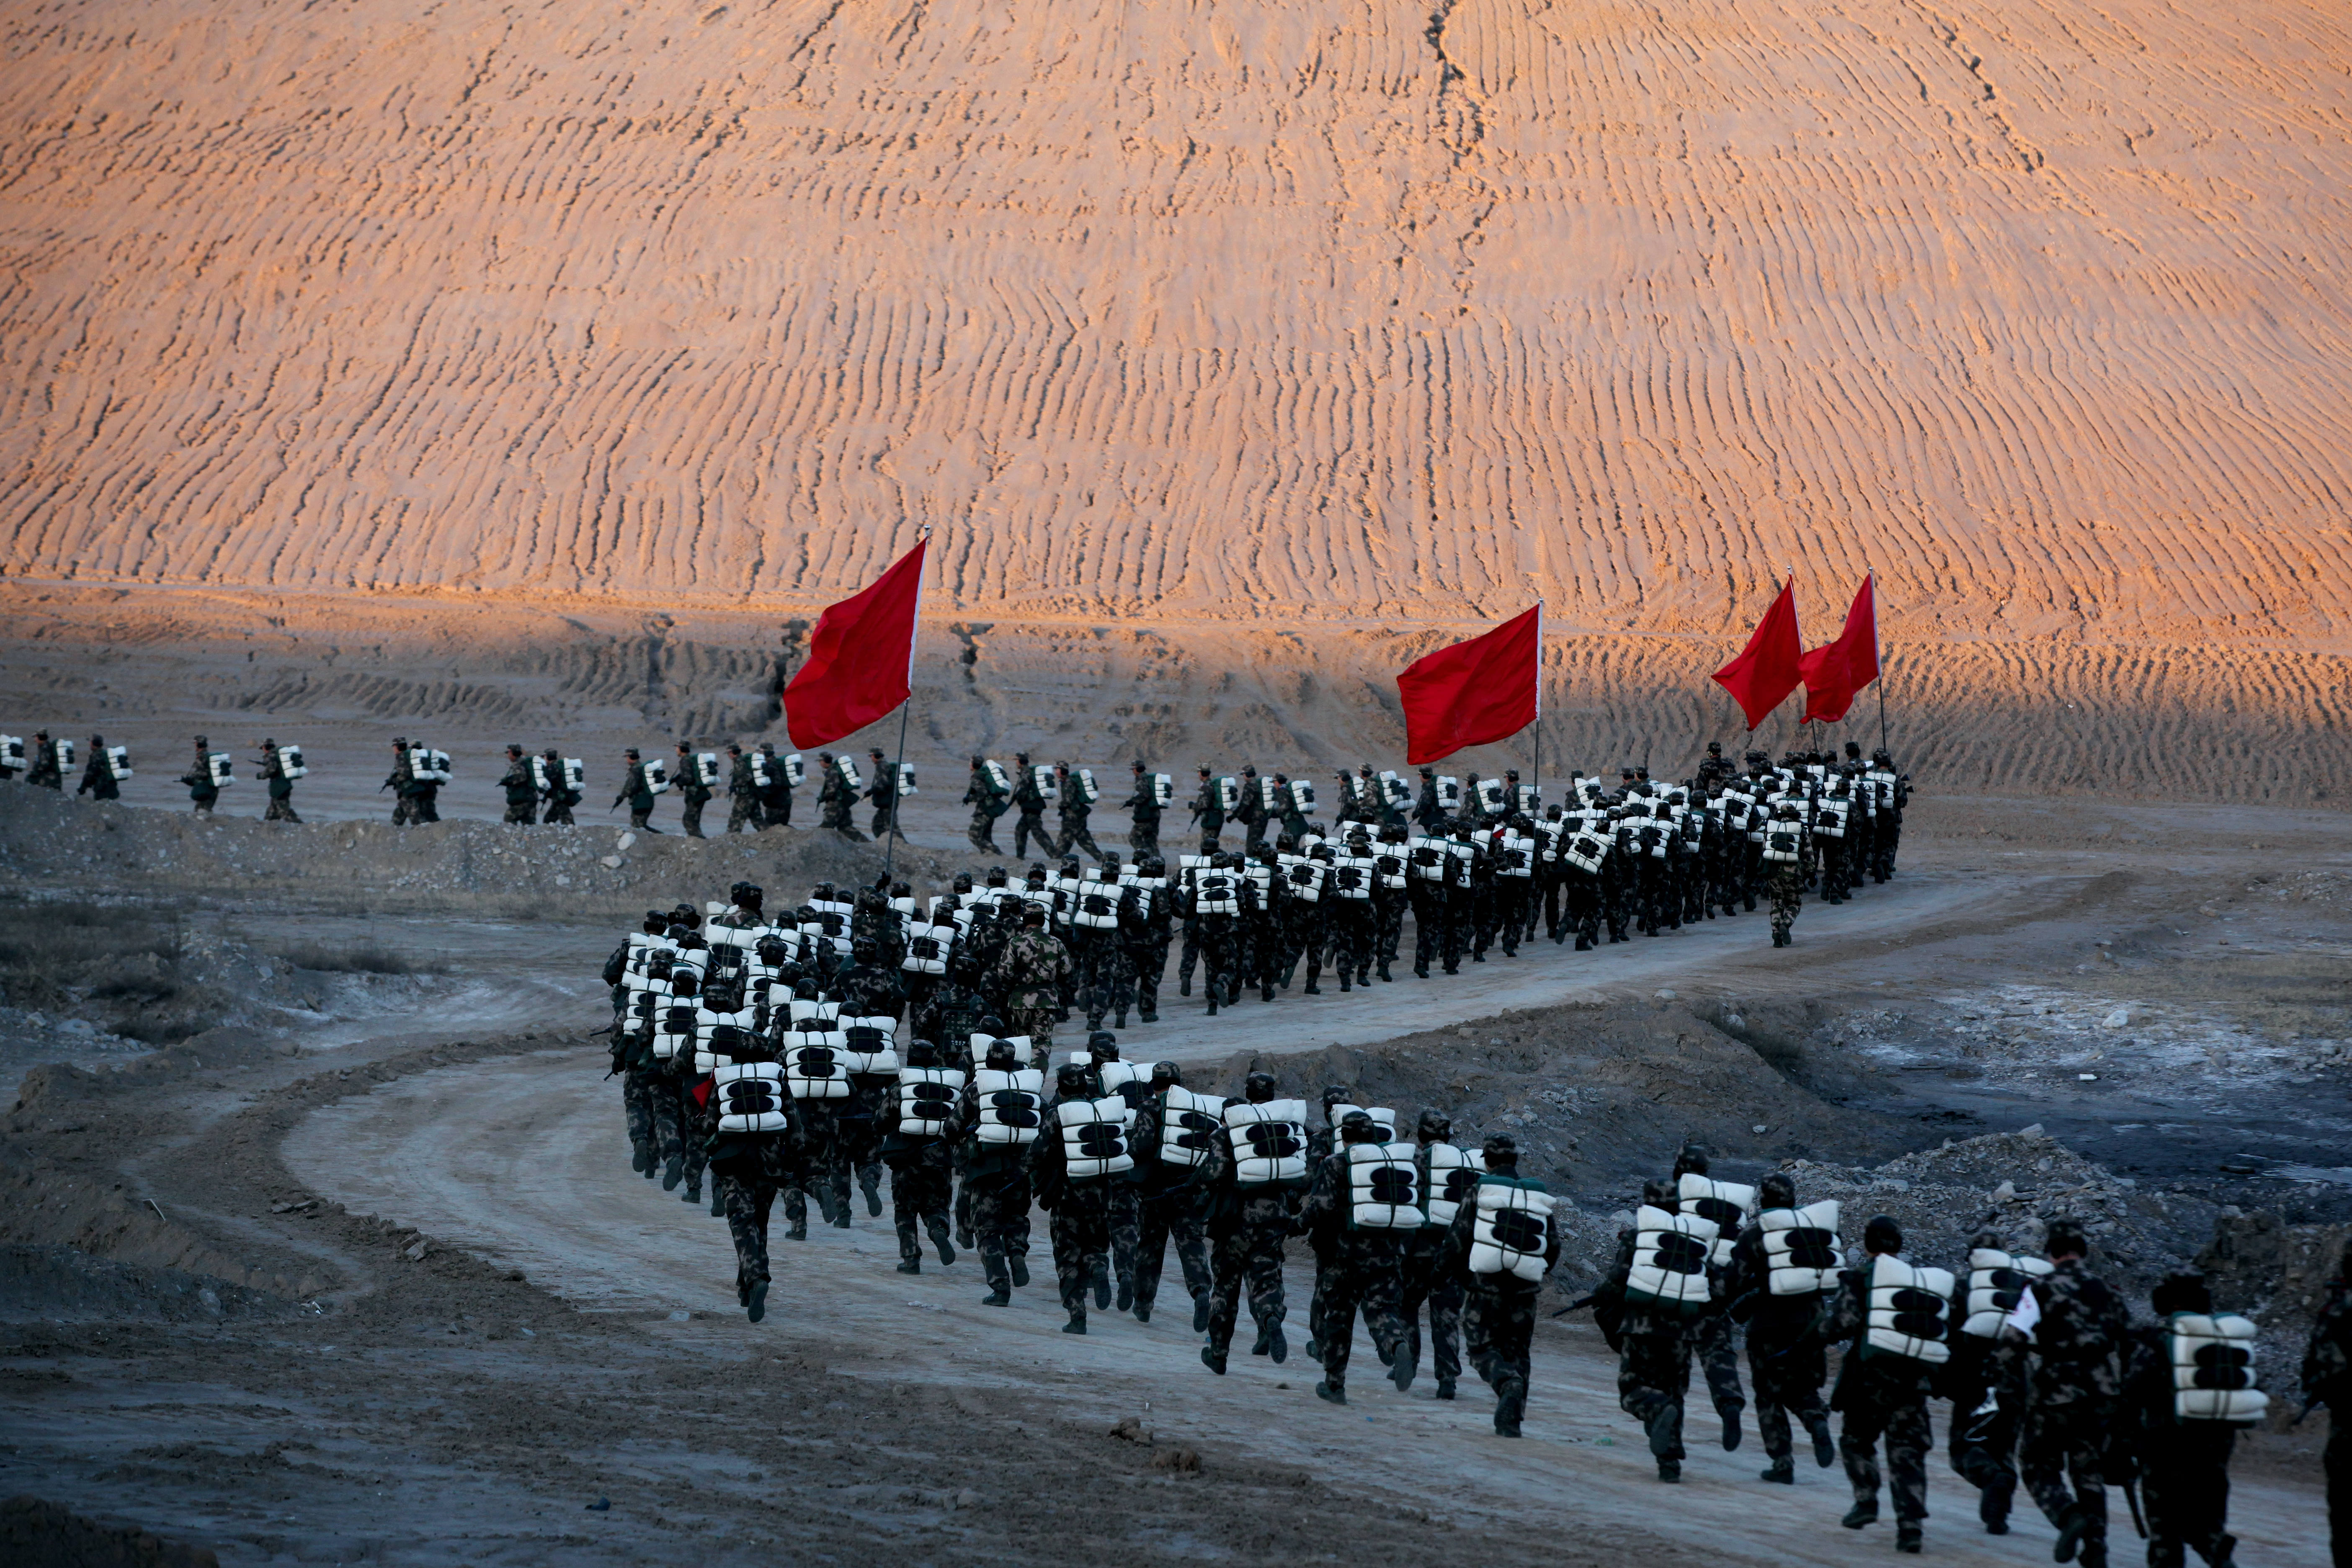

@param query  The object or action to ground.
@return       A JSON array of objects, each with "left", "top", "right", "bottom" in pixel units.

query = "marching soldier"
[
  {"left": 1024, "top": 1061, "right": 1122, "bottom": 1334},
  {"left": 540, "top": 748, "right": 580, "bottom": 825},
  {"left": 725, "top": 743, "right": 763, "bottom": 832},
  {"left": 1599, "top": 1179, "right": 1709, "bottom": 1482},
  {"left": 2017, "top": 1219, "right": 2133, "bottom": 1568},
  {"left": 1011, "top": 752, "right": 1057, "bottom": 859},
  {"left": 1127, "top": 854, "right": 1173, "bottom": 1025},
  {"left": 674, "top": 742, "right": 712, "bottom": 837},
  {"left": 2120, "top": 1274, "right": 2247, "bottom": 1568},
  {"left": 1235, "top": 765, "right": 1269, "bottom": 851},
  {"left": 866, "top": 748, "right": 899, "bottom": 839},
  {"left": 1299, "top": 1110, "right": 1415, "bottom": 1406},
  {"left": 1412, "top": 765, "right": 1446, "bottom": 832},
  {"left": 1129, "top": 1061, "right": 1215, "bottom": 1328},
  {"left": 756, "top": 741, "right": 794, "bottom": 827},
  {"left": 962, "top": 755, "right": 1010, "bottom": 852},
  {"left": 1673, "top": 1143, "right": 1749, "bottom": 1450},
  {"left": 2298, "top": 1246, "right": 2350, "bottom": 1567},
  {"left": 987, "top": 905, "right": 1071, "bottom": 1057},
  {"left": 1816, "top": 1215, "right": 1950, "bottom": 1554},
  {"left": 1403, "top": 1110, "right": 1468, "bottom": 1402},
  {"left": 25, "top": 731, "right": 63, "bottom": 790},
  {"left": 1121, "top": 761, "right": 1162, "bottom": 861},
  {"left": 613, "top": 748, "right": 661, "bottom": 831},
  {"left": 1725, "top": 1173, "right": 1838, "bottom": 1484},
  {"left": 1272, "top": 772, "right": 1309, "bottom": 841},
  {"left": 1763, "top": 798, "right": 1809, "bottom": 946},
  {"left": 1199, "top": 1071, "right": 1303, "bottom": 1373},
  {"left": 75, "top": 735, "right": 119, "bottom": 803},
  {"left": 1441, "top": 1134, "right": 1561, "bottom": 1436},
  {"left": 179, "top": 735, "right": 221, "bottom": 815},
  {"left": 1055, "top": 762, "right": 1104, "bottom": 861},
  {"left": 1188, "top": 764, "right": 1225, "bottom": 853},
  {"left": 704, "top": 1035, "right": 808, "bottom": 1324},
  {"left": 960, "top": 1031, "right": 1039, "bottom": 1305},
  {"left": 499, "top": 745, "right": 539, "bottom": 825},
  {"left": 260, "top": 739, "right": 302, "bottom": 823},
  {"left": 817, "top": 751, "right": 866, "bottom": 839},
  {"left": 879, "top": 1037, "right": 960, "bottom": 1275}
]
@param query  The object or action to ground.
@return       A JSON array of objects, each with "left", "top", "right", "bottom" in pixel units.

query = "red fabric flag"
[
  {"left": 1798, "top": 575, "right": 1880, "bottom": 723},
  {"left": 1711, "top": 578, "right": 1804, "bottom": 729},
  {"left": 783, "top": 537, "right": 927, "bottom": 749},
  {"left": 1397, "top": 605, "right": 1542, "bottom": 765}
]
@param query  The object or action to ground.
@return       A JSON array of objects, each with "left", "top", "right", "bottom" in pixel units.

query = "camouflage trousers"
[
  {"left": 2021, "top": 1400, "right": 2112, "bottom": 1547},
  {"left": 2141, "top": 1426, "right": 2236, "bottom": 1568},
  {"left": 1373, "top": 894, "right": 1406, "bottom": 970},
  {"left": 1408, "top": 887, "right": 1446, "bottom": 974},
  {"left": 1565, "top": 873, "right": 1603, "bottom": 947},
  {"left": 1130, "top": 939, "right": 1167, "bottom": 1021},
  {"left": 265, "top": 795, "right": 302, "bottom": 823},
  {"left": 784, "top": 1103, "right": 852, "bottom": 1227},
  {"left": 1083, "top": 942, "right": 1137, "bottom": 1030},
  {"left": 1840, "top": 1383, "right": 1933, "bottom": 1524},
  {"left": 1012, "top": 810, "right": 1057, "bottom": 859},
  {"left": 888, "top": 1141, "right": 955, "bottom": 1264},
  {"left": 1401, "top": 1233, "right": 1464, "bottom": 1385},
  {"left": 1619, "top": 1330, "right": 1694, "bottom": 1460},
  {"left": 1134, "top": 1190, "right": 1212, "bottom": 1314},
  {"left": 1205, "top": 1218, "right": 1288, "bottom": 1352},
  {"left": 1314, "top": 1235, "right": 1408, "bottom": 1386},
  {"left": 1194, "top": 924, "right": 1242, "bottom": 1009},
  {"left": 727, "top": 794, "right": 764, "bottom": 832},
  {"left": 1049, "top": 1183, "right": 1112, "bottom": 1320},
  {"left": 1694, "top": 1305, "right": 1747, "bottom": 1419},
  {"left": 503, "top": 802, "right": 536, "bottom": 825},
  {"left": 1128, "top": 819, "right": 1159, "bottom": 860},
  {"left": 1819, "top": 839, "right": 1851, "bottom": 902},
  {"left": 839, "top": 1116, "right": 885, "bottom": 1212},
  {"left": 680, "top": 794, "right": 709, "bottom": 837},
  {"left": 1004, "top": 1006, "right": 1059, "bottom": 1061},
  {"left": 622, "top": 1065, "right": 662, "bottom": 1168},
  {"left": 1322, "top": 904, "right": 1375, "bottom": 987},
  {"left": 543, "top": 798, "right": 575, "bottom": 825},
  {"left": 965, "top": 1169, "right": 1034, "bottom": 1291},
  {"left": 392, "top": 795, "right": 426, "bottom": 825},
  {"left": 1104, "top": 1184, "right": 1140, "bottom": 1299},
  {"left": 967, "top": 806, "right": 1003, "bottom": 851},
  {"left": 628, "top": 807, "right": 656, "bottom": 831},
  {"left": 1059, "top": 816, "right": 1103, "bottom": 859},
  {"left": 1768, "top": 866, "right": 1805, "bottom": 941},
  {"left": 1749, "top": 1331, "right": 1831, "bottom": 1464},
  {"left": 1462, "top": 1277, "right": 1540, "bottom": 1422},
  {"left": 822, "top": 800, "right": 867, "bottom": 839},
  {"left": 719, "top": 1172, "right": 771, "bottom": 1286},
  {"left": 640, "top": 1068, "right": 703, "bottom": 1188}
]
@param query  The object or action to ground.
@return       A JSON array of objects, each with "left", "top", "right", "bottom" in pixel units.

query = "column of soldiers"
[{"left": 601, "top": 899, "right": 2347, "bottom": 1568}]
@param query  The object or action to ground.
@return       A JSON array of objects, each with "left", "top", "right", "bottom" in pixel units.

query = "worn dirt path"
[{"left": 286, "top": 1045, "right": 2329, "bottom": 1564}]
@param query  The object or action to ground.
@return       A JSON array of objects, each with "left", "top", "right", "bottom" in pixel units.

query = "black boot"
[{"left": 1315, "top": 1380, "right": 1346, "bottom": 1406}]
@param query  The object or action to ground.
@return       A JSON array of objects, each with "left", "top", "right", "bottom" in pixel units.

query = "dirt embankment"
[{"left": 0, "top": 787, "right": 905, "bottom": 920}]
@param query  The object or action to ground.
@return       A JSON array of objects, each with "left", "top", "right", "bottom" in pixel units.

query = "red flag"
[
  {"left": 783, "top": 537, "right": 927, "bottom": 749},
  {"left": 1798, "top": 575, "right": 1880, "bottom": 723},
  {"left": 1711, "top": 578, "right": 1804, "bottom": 730},
  {"left": 1397, "top": 605, "right": 1541, "bottom": 765}
]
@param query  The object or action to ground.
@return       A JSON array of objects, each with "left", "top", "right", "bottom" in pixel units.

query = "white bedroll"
[
  {"left": 896, "top": 1067, "right": 966, "bottom": 1137},
  {"left": 972, "top": 1063, "right": 1045, "bottom": 1144},
  {"left": 1469, "top": 1178, "right": 1556, "bottom": 1281},
  {"left": 713, "top": 1063, "right": 791, "bottom": 1134},
  {"left": 1224, "top": 1099, "right": 1308, "bottom": 1185},
  {"left": 1421, "top": 1143, "right": 1486, "bottom": 1228},
  {"left": 1759, "top": 1202, "right": 1844, "bottom": 1295},
  {"left": 1676, "top": 1173, "right": 1756, "bottom": 1267},
  {"left": 1865, "top": 1256, "right": 1956, "bottom": 1364},
  {"left": 1627, "top": 1204, "right": 1717, "bottom": 1313},
  {"left": 2168, "top": 1313, "right": 2267, "bottom": 1422},
  {"left": 783, "top": 1019, "right": 851, "bottom": 1100},
  {"left": 1056, "top": 1095, "right": 1135, "bottom": 1180},
  {"left": 206, "top": 751, "right": 234, "bottom": 788},
  {"left": 1157, "top": 1086, "right": 1224, "bottom": 1167},
  {"left": 1345, "top": 1142, "right": 1423, "bottom": 1229},
  {"left": 1961, "top": 1248, "right": 2054, "bottom": 1338},
  {"left": 837, "top": 1015, "right": 900, "bottom": 1075}
]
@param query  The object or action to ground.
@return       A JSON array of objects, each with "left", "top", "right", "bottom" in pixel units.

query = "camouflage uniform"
[
  {"left": 1437, "top": 1170, "right": 1561, "bottom": 1432},
  {"left": 676, "top": 751, "right": 713, "bottom": 837},
  {"left": 1767, "top": 864, "right": 1805, "bottom": 944},
  {"left": 1946, "top": 1333, "right": 2026, "bottom": 1522},
  {"left": 1024, "top": 1094, "right": 1114, "bottom": 1326},
  {"left": 1296, "top": 1150, "right": 1410, "bottom": 1389},
  {"left": 2121, "top": 1323, "right": 2239, "bottom": 1568},
  {"left": 1011, "top": 765, "right": 1057, "bottom": 859},
  {"left": 1816, "top": 1261, "right": 1944, "bottom": 1527},
  {"left": 2298, "top": 1270, "right": 2351, "bottom": 1568},
  {"left": 1401, "top": 1233, "right": 1465, "bottom": 1391},
  {"left": 1121, "top": 773, "right": 1162, "bottom": 860},
  {"left": 2020, "top": 1258, "right": 2133, "bottom": 1558},
  {"left": 959, "top": 1145, "right": 1034, "bottom": 1296},
  {"left": 708, "top": 1097, "right": 810, "bottom": 1307},
  {"left": 818, "top": 761, "right": 867, "bottom": 839},
  {"left": 1187, "top": 774, "right": 1224, "bottom": 854},
  {"left": 962, "top": 762, "right": 1008, "bottom": 851},
  {"left": 539, "top": 752, "right": 579, "bottom": 825},
  {"left": 1200, "top": 1114, "right": 1297, "bottom": 1356},
  {"left": 1725, "top": 1221, "right": 1834, "bottom": 1469},
  {"left": 1056, "top": 773, "right": 1104, "bottom": 861},
  {"left": 987, "top": 926, "right": 1072, "bottom": 1054},
  {"left": 726, "top": 752, "right": 765, "bottom": 832},
  {"left": 1600, "top": 1227, "right": 1707, "bottom": 1465},
  {"left": 261, "top": 745, "right": 301, "bottom": 823},
  {"left": 499, "top": 757, "right": 539, "bottom": 825}
]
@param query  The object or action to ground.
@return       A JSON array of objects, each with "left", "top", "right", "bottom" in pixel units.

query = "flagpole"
[
  {"left": 880, "top": 526, "right": 933, "bottom": 883},
  {"left": 1872, "top": 573, "right": 1889, "bottom": 757},
  {"left": 1531, "top": 601, "right": 1543, "bottom": 810}
]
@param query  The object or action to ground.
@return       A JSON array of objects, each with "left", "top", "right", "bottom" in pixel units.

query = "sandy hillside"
[{"left": 3, "top": 0, "right": 2352, "bottom": 642}]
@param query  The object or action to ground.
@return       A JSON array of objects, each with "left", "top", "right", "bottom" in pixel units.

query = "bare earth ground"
[{"left": 0, "top": 787, "right": 2344, "bottom": 1563}]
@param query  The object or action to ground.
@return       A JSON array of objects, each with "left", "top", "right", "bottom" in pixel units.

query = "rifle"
[
  {"left": 1550, "top": 1292, "right": 1599, "bottom": 1319},
  {"left": 2121, "top": 1475, "right": 2147, "bottom": 1541}
]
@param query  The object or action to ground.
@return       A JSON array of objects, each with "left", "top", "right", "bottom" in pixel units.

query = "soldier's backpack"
[
  {"left": 1149, "top": 772, "right": 1174, "bottom": 807},
  {"left": 972, "top": 1064, "right": 1046, "bottom": 1145},
  {"left": 1626, "top": 1204, "right": 1717, "bottom": 1313},
  {"left": 1760, "top": 1202, "right": 1844, "bottom": 1296},
  {"left": 693, "top": 752, "right": 721, "bottom": 788},
  {"left": 1287, "top": 778, "right": 1315, "bottom": 814},
  {"left": 280, "top": 744, "right": 308, "bottom": 779},
  {"left": 782, "top": 753, "right": 807, "bottom": 787},
  {"left": 105, "top": 745, "right": 133, "bottom": 781},
  {"left": 982, "top": 758, "right": 1013, "bottom": 797},
  {"left": 894, "top": 762, "right": 918, "bottom": 795},
  {"left": 1676, "top": 1173, "right": 1757, "bottom": 1267},
  {"left": 1214, "top": 775, "right": 1240, "bottom": 813},
  {"left": 1435, "top": 776, "right": 1462, "bottom": 811},
  {"left": 833, "top": 755, "right": 862, "bottom": 791},
  {"left": 2168, "top": 1313, "right": 2267, "bottom": 1423},
  {"left": 642, "top": 757, "right": 670, "bottom": 795},
  {"left": 1469, "top": 1177, "right": 1556, "bottom": 1282},
  {"left": 1864, "top": 1256, "right": 1956, "bottom": 1364},
  {"left": 1222, "top": 1099, "right": 1308, "bottom": 1186},
  {"left": 1421, "top": 1143, "right": 1486, "bottom": 1228},
  {"left": 1474, "top": 777, "right": 1506, "bottom": 817},
  {"left": 1379, "top": 771, "right": 1412, "bottom": 809},
  {"left": 1073, "top": 767, "right": 1099, "bottom": 804},
  {"left": 1345, "top": 1142, "right": 1423, "bottom": 1229}
]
